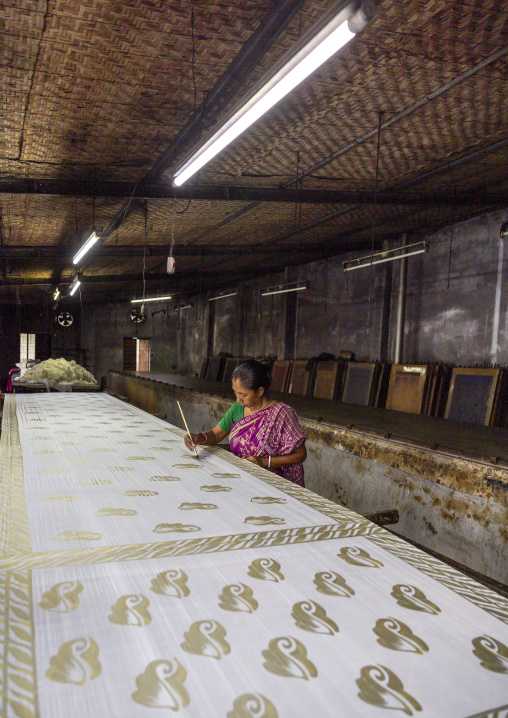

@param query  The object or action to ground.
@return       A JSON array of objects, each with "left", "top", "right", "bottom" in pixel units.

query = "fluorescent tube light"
[
  {"left": 69, "top": 276, "right": 81, "bottom": 296},
  {"left": 173, "top": 3, "right": 370, "bottom": 186},
  {"left": 343, "top": 242, "right": 429, "bottom": 272},
  {"left": 53, "top": 287, "right": 61, "bottom": 301},
  {"left": 174, "top": 304, "right": 192, "bottom": 311},
  {"left": 261, "top": 281, "right": 308, "bottom": 296},
  {"left": 131, "top": 295, "right": 173, "bottom": 304},
  {"left": 73, "top": 231, "right": 100, "bottom": 265},
  {"left": 209, "top": 291, "right": 237, "bottom": 301}
]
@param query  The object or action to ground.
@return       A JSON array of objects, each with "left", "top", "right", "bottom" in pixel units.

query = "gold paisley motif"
[
  {"left": 227, "top": 693, "right": 278, "bottom": 718},
  {"left": 250, "top": 497, "right": 287, "bottom": 504},
  {"left": 150, "top": 569, "right": 190, "bottom": 598},
  {"left": 149, "top": 446, "right": 173, "bottom": 451},
  {"left": 32, "top": 437, "right": 52, "bottom": 440},
  {"left": 313, "top": 571, "right": 355, "bottom": 597},
  {"left": 248, "top": 558, "right": 284, "bottom": 582},
  {"left": 46, "top": 637, "right": 101, "bottom": 685},
  {"left": 35, "top": 450, "right": 62, "bottom": 455},
  {"left": 391, "top": 585, "right": 441, "bottom": 614},
  {"left": 262, "top": 636, "right": 317, "bottom": 680},
  {"left": 357, "top": 664, "right": 422, "bottom": 715},
  {"left": 218, "top": 584, "right": 258, "bottom": 613},
  {"left": 124, "top": 490, "right": 159, "bottom": 497},
  {"left": 161, "top": 439, "right": 179, "bottom": 443},
  {"left": 77, "top": 478, "right": 111, "bottom": 486},
  {"left": 132, "top": 659, "right": 189, "bottom": 710},
  {"left": 173, "top": 463, "right": 203, "bottom": 469},
  {"left": 373, "top": 618, "right": 429, "bottom": 654},
  {"left": 151, "top": 475, "right": 181, "bottom": 481},
  {"left": 181, "top": 620, "right": 230, "bottom": 660},
  {"left": 153, "top": 523, "right": 201, "bottom": 534},
  {"left": 127, "top": 456, "right": 155, "bottom": 461},
  {"left": 179, "top": 502, "right": 218, "bottom": 510},
  {"left": 61, "top": 441, "right": 80, "bottom": 445},
  {"left": 41, "top": 494, "right": 81, "bottom": 502},
  {"left": 472, "top": 636, "right": 508, "bottom": 674},
  {"left": 337, "top": 546, "right": 384, "bottom": 567},
  {"left": 201, "top": 485, "right": 232, "bottom": 492},
  {"left": 91, "top": 448, "right": 116, "bottom": 452},
  {"left": 95, "top": 507, "right": 138, "bottom": 517},
  {"left": 212, "top": 473, "right": 241, "bottom": 478},
  {"left": 291, "top": 600, "right": 339, "bottom": 635},
  {"left": 53, "top": 531, "right": 102, "bottom": 542},
  {"left": 244, "top": 516, "right": 286, "bottom": 526},
  {"left": 109, "top": 594, "right": 151, "bottom": 626},
  {"left": 108, "top": 466, "right": 134, "bottom": 472},
  {"left": 39, "top": 581, "right": 84, "bottom": 613}
]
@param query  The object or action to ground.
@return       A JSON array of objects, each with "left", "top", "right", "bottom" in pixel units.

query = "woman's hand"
[
  {"left": 243, "top": 456, "right": 269, "bottom": 469},
  {"left": 184, "top": 433, "right": 201, "bottom": 451}
]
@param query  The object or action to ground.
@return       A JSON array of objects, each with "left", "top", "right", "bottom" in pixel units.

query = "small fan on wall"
[
  {"left": 130, "top": 306, "right": 147, "bottom": 324},
  {"left": 57, "top": 311, "right": 74, "bottom": 327}
]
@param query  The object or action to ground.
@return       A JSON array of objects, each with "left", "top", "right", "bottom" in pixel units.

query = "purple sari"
[{"left": 229, "top": 402, "right": 306, "bottom": 487}]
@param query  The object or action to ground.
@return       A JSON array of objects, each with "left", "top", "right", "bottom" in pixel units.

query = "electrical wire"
[{"left": 367, "top": 111, "right": 384, "bottom": 360}]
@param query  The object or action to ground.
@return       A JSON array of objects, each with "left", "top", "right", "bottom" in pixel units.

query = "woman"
[{"left": 184, "top": 359, "right": 307, "bottom": 486}]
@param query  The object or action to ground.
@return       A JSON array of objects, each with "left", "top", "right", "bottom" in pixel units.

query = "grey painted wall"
[{"left": 81, "top": 207, "right": 508, "bottom": 379}]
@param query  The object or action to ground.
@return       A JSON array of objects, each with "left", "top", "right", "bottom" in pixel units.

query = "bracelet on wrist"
[{"left": 198, "top": 432, "right": 207, "bottom": 445}]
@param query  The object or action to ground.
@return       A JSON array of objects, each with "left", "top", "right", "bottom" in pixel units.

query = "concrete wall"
[
  {"left": 108, "top": 372, "right": 508, "bottom": 585},
  {"left": 402, "top": 208, "right": 508, "bottom": 365},
  {"left": 81, "top": 207, "right": 508, "bottom": 378}
]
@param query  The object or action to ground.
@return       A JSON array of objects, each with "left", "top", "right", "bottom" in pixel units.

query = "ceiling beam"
[
  {"left": 1, "top": 178, "right": 508, "bottom": 207},
  {"left": 0, "top": 240, "right": 377, "bottom": 260}
]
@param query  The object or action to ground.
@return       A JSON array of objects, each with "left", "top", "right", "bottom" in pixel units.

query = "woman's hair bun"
[{"left": 232, "top": 359, "right": 271, "bottom": 392}]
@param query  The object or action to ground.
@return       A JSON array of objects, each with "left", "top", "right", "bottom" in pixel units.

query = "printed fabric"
[{"left": 229, "top": 402, "right": 306, "bottom": 486}]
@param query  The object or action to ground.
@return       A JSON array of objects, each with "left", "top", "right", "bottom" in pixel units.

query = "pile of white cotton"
[{"left": 20, "top": 358, "right": 96, "bottom": 389}]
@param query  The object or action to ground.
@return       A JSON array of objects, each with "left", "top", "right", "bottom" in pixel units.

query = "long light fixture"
[
  {"left": 173, "top": 1, "right": 374, "bottom": 186},
  {"left": 261, "top": 281, "right": 308, "bottom": 296},
  {"left": 73, "top": 231, "right": 100, "bottom": 265},
  {"left": 69, "top": 275, "right": 81, "bottom": 296},
  {"left": 174, "top": 303, "right": 192, "bottom": 311},
  {"left": 131, "top": 295, "right": 173, "bottom": 304},
  {"left": 209, "top": 291, "right": 237, "bottom": 301},
  {"left": 343, "top": 241, "right": 429, "bottom": 272}
]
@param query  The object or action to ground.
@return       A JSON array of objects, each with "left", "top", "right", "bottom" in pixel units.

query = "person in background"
[{"left": 184, "top": 359, "right": 307, "bottom": 486}]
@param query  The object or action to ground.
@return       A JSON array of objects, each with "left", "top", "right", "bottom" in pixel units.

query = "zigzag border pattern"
[
  {"left": 0, "top": 522, "right": 382, "bottom": 572},
  {"left": 0, "top": 395, "right": 31, "bottom": 556},
  {"left": 2, "top": 570, "right": 37, "bottom": 718}
]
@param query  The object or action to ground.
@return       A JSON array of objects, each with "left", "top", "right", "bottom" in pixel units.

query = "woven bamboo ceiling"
[{"left": 2, "top": 0, "right": 508, "bottom": 302}]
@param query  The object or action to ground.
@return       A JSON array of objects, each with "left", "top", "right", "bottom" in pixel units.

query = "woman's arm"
[
  {"left": 244, "top": 442, "right": 307, "bottom": 470},
  {"left": 184, "top": 425, "right": 228, "bottom": 451}
]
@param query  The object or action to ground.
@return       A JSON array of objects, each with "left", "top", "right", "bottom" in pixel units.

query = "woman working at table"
[{"left": 184, "top": 359, "right": 307, "bottom": 487}]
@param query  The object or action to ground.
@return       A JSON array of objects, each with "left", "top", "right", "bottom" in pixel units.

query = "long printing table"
[{"left": 1, "top": 392, "right": 507, "bottom": 717}]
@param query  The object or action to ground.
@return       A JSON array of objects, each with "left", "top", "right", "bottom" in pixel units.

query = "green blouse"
[{"left": 218, "top": 402, "right": 245, "bottom": 433}]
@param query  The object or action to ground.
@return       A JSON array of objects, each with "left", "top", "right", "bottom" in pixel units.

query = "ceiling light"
[
  {"left": 261, "top": 281, "right": 308, "bottom": 296},
  {"left": 173, "top": 2, "right": 374, "bottom": 186},
  {"left": 174, "top": 303, "right": 192, "bottom": 311},
  {"left": 131, "top": 295, "right": 173, "bottom": 304},
  {"left": 343, "top": 241, "right": 429, "bottom": 272},
  {"left": 73, "top": 231, "right": 100, "bottom": 265},
  {"left": 209, "top": 291, "right": 237, "bottom": 301},
  {"left": 69, "top": 275, "right": 81, "bottom": 296}
]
